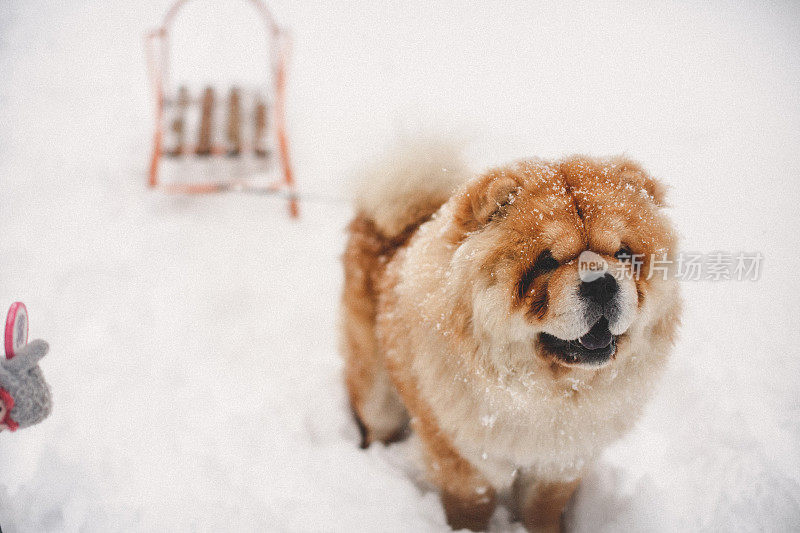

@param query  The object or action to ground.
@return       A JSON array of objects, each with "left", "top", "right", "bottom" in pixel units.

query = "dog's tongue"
[{"left": 578, "top": 318, "right": 612, "bottom": 350}]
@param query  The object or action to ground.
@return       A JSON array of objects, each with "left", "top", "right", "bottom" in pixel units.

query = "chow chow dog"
[{"left": 340, "top": 141, "right": 681, "bottom": 531}]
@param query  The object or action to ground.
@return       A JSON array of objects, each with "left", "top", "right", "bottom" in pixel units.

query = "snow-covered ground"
[{"left": 2, "top": 1, "right": 800, "bottom": 531}]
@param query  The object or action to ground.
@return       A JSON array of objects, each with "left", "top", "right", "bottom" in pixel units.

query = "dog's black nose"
[{"left": 580, "top": 273, "right": 618, "bottom": 305}]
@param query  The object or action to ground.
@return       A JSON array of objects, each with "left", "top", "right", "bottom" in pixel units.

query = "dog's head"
[{"left": 447, "top": 156, "right": 677, "bottom": 369}]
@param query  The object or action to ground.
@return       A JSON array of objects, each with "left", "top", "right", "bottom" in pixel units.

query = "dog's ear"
[
  {"left": 450, "top": 171, "right": 520, "bottom": 240},
  {"left": 613, "top": 158, "right": 668, "bottom": 207}
]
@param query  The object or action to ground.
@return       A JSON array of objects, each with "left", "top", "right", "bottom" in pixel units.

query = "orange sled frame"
[{"left": 144, "top": 0, "right": 298, "bottom": 217}]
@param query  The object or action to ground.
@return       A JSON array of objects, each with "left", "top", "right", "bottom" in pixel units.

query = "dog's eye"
[
  {"left": 518, "top": 250, "right": 558, "bottom": 298},
  {"left": 614, "top": 246, "right": 633, "bottom": 261},
  {"left": 534, "top": 250, "right": 559, "bottom": 271}
]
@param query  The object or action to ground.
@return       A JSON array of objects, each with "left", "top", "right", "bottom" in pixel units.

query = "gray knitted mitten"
[{"left": 0, "top": 340, "right": 52, "bottom": 432}]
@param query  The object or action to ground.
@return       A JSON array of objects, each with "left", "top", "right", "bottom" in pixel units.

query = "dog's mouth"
[{"left": 538, "top": 317, "right": 617, "bottom": 368}]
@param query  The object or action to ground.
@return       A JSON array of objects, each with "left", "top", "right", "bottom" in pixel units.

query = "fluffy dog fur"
[{"left": 340, "top": 141, "right": 681, "bottom": 532}]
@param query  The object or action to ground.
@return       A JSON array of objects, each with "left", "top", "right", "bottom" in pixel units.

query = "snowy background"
[{"left": 2, "top": 0, "right": 800, "bottom": 531}]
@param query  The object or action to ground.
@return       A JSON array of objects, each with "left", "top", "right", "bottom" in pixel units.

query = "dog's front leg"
[
  {"left": 514, "top": 472, "right": 580, "bottom": 533},
  {"left": 415, "top": 418, "right": 496, "bottom": 531}
]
